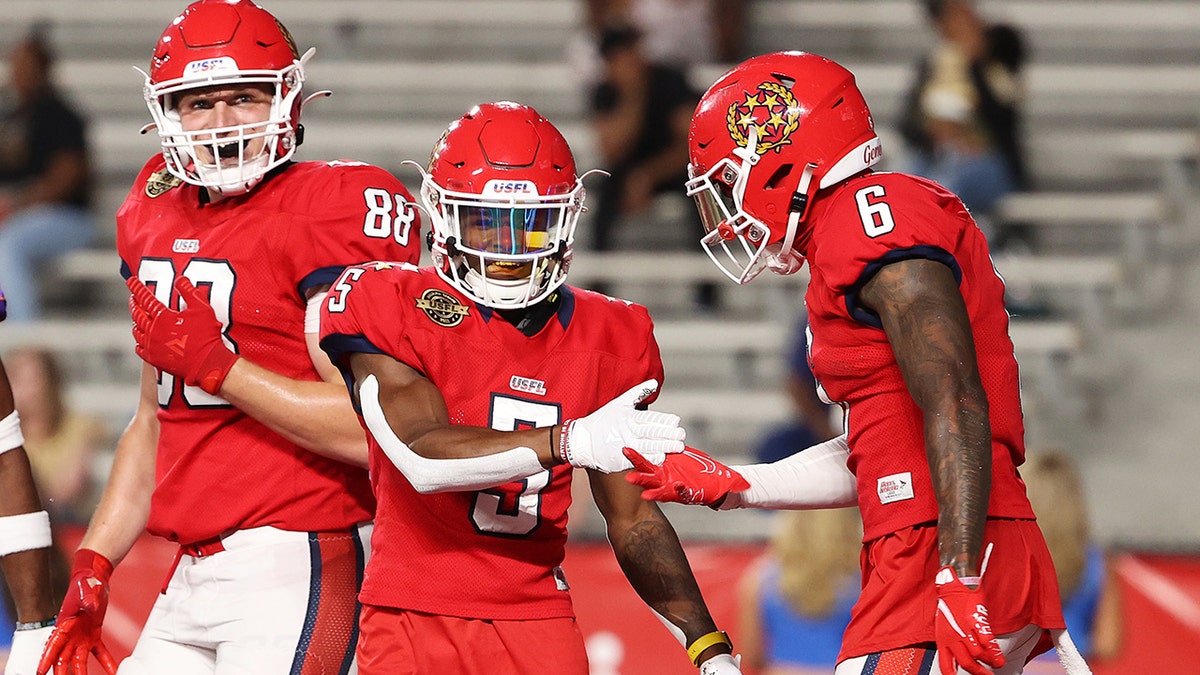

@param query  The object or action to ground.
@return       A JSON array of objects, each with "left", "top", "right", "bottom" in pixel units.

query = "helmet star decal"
[{"left": 725, "top": 81, "right": 801, "bottom": 154}]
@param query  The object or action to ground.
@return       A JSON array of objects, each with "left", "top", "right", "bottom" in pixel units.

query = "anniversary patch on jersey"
[
  {"left": 415, "top": 288, "right": 470, "bottom": 327},
  {"left": 145, "top": 169, "right": 183, "bottom": 198}
]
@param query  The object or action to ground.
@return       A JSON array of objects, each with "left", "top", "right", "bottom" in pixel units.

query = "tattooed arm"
[
  {"left": 859, "top": 258, "right": 992, "bottom": 577},
  {"left": 589, "top": 468, "right": 734, "bottom": 664}
]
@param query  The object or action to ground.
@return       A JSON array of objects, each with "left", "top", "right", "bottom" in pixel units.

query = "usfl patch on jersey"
[
  {"left": 415, "top": 288, "right": 470, "bottom": 327},
  {"left": 145, "top": 169, "right": 183, "bottom": 198}
]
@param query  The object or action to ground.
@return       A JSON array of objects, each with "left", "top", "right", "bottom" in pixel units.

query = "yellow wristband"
[{"left": 686, "top": 630, "right": 732, "bottom": 666}]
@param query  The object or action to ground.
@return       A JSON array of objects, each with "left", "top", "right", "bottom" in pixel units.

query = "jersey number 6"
[{"left": 855, "top": 185, "right": 896, "bottom": 238}]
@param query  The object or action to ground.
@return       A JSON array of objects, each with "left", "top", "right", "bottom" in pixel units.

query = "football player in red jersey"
[
  {"left": 37, "top": 2, "right": 421, "bottom": 674},
  {"left": 624, "top": 52, "right": 1091, "bottom": 675},
  {"left": 318, "top": 101, "right": 740, "bottom": 675},
  {"left": 0, "top": 284, "right": 60, "bottom": 675}
]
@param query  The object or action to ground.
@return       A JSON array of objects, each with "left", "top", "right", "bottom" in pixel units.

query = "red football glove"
[
  {"left": 623, "top": 446, "right": 750, "bottom": 508},
  {"left": 934, "top": 566, "right": 1006, "bottom": 675},
  {"left": 127, "top": 276, "right": 239, "bottom": 395},
  {"left": 37, "top": 549, "right": 118, "bottom": 675}
]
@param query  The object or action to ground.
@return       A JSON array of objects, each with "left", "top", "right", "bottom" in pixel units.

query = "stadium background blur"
[{"left": 1, "top": 1, "right": 1198, "bottom": 671}]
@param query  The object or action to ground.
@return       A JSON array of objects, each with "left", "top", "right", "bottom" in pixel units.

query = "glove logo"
[
  {"left": 415, "top": 288, "right": 470, "bottom": 327},
  {"left": 166, "top": 336, "right": 189, "bottom": 357}
]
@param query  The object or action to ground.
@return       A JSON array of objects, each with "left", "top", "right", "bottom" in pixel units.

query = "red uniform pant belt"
[{"left": 179, "top": 535, "right": 227, "bottom": 558}]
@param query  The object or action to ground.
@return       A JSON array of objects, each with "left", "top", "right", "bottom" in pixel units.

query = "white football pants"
[{"left": 118, "top": 523, "right": 372, "bottom": 675}]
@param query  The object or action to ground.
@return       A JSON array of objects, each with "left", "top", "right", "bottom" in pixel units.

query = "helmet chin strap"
[{"left": 767, "top": 162, "right": 816, "bottom": 275}]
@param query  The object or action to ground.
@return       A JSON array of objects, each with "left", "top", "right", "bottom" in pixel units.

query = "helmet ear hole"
[{"left": 764, "top": 163, "right": 794, "bottom": 190}]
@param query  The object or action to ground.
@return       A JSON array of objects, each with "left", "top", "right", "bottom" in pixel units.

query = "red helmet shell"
[
  {"left": 150, "top": 0, "right": 300, "bottom": 89},
  {"left": 428, "top": 101, "right": 577, "bottom": 197},
  {"left": 420, "top": 102, "right": 585, "bottom": 309},
  {"left": 688, "top": 51, "right": 880, "bottom": 239}
]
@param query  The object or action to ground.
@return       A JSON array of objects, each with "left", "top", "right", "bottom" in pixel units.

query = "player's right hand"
[
  {"left": 37, "top": 549, "right": 118, "bottom": 675},
  {"left": 623, "top": 446, "right": 750, "bottom": 508},
  {"left": 558, "top": 379, "right": 685, "bottom": 472},
  {"left": 127, "top": 276, "right": 239, "bottom": 396},
  {"left": 934, "top": 566, "right": 1006, "bottom": 675}
]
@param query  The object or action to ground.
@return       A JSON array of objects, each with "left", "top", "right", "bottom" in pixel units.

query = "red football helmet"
[
  {"left": 687, "top": 51, "right": 882, "bottom": 283},
  {"left": 412, "top": 102, "right": 588, "bottom": 309},
  {"left": 142, "top": 0, "right": 310, "bottom": 196}
]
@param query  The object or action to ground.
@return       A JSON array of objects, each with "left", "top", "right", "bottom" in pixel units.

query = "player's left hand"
[
  {"left": 934, "top": 567, "right": 1006, "bottom": 675},
  {"left": 699, "top": 653, "right": 742, "bottom": 674},
  {"left": 5, "top": 624, "right": 53, "bottom": 675},
  {"left": 623, "top": 446, "right": 749, "bottom": 508},
  {"left": 127, "top": 276, "right": 239, "bottom": 395}
]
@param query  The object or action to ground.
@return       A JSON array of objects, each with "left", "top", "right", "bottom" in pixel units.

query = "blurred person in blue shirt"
[
  {"left": 738, "top": 506, "right": 861, "bottom": 674},
  {"left": 1021, "top": 451, "right": 1122, "bottom": 670}
]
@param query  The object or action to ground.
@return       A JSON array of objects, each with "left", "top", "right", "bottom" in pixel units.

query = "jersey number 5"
[{"left": 470, "top": 394, "right": 560, "bottom": 537}]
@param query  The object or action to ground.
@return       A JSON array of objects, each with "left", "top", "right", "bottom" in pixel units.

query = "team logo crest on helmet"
[
  {"left": 415, "top": 288, "right": 470, "bottom": 327},
  {"left": 274, "top": 19, "right": 300, "bottom": 59},
  {"left": 726, "top": 81, "right": 801, "bottom": 155}
]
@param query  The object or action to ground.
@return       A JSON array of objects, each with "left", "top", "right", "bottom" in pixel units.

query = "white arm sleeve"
[
  {"left": 358, "top": 375, "right": 548, "bottom": 493},
  {"left": 304, "top": 290, "right": 326, "bottom": 335},
  {"left": 721, "top": 434, "right": 857, "bottom": 510}
]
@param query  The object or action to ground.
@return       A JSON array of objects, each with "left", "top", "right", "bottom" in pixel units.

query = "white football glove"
[
  {"left": 559, "top": 379, "right": 685, "bottom": 473},
  {"left": 5, "top": 625, "right": 53, "bottom": 675},
  {"left": 700, "top": 653, "right": 742, "bottom": 675}
]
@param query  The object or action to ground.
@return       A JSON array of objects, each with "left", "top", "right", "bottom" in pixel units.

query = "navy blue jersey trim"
[
  {"left": 319, "top": 333, "right": 387, "bottom": 413},
  {"left": 844, "top": 245, "right": 961, "bottom": 329},
  {"left": 298, "top": 265, "right": 354, "bottom": 303},
  {"left": 289, "top": 533, "right": 324, "bottom": 675}
]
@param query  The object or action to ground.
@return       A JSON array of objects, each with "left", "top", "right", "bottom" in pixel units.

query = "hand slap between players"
[
  {"left": 558, "top": 379, "right": 685, "bottom": 472},
  {"left": 623, "top": 446, "right": 750, "bottom": 507},
  {"left": 37, "top": 549, "right": 118, "bottom": 675},
  {"left": 127, "top": 276, "right": 239, "bottom": 396}
]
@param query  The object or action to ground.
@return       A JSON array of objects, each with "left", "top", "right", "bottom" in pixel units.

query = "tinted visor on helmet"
[{"left": 456, "top": 205, "right": 558, "bottom": 257}]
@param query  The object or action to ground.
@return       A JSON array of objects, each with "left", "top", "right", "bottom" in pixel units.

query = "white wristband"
[
  {"left": 0, "top": 409, "right": 24, "bottom": 454},
  {"left": 0, "top": 510, "right": 52, "bottom": 557}
]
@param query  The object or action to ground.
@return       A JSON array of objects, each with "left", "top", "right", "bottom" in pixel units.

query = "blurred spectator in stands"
[
  {"left": 0, "top": 32, "right": 95, "bottom": 322},
  {"left": 898, "top": 0, "right": 1028, "bottom": 244},
  {"left": 586, "top": 22, "right": 700, "bottom": 253},
  {"left": 754, "top": 314, "right": 839, "bottom": 465},
  {"left": 6, "top": 347, "right": 108, "bottom": 525},
  {"left": 1022, "top": 450, "right": 1122, "bottom": 669},
  {"left": 738, "top": 506, "right": 861, "bottom": 674},
  {"left": 582, "top": 0, "right": 748, "bottom": 69}
]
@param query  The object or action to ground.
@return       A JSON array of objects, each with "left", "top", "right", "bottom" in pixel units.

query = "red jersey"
[
  {"left": 802, "top": 172, "right": 1035, "bottom": 542},
  {"left": 116, "top": 157, "right": 421, "bottom": 544},
  {"left": 319, "top": 265, "right": 663, "bottom": 620}
]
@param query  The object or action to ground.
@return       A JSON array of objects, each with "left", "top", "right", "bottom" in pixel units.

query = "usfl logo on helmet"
[{"left": 725, "top": 81, "right": 801, "bottom": 155}]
